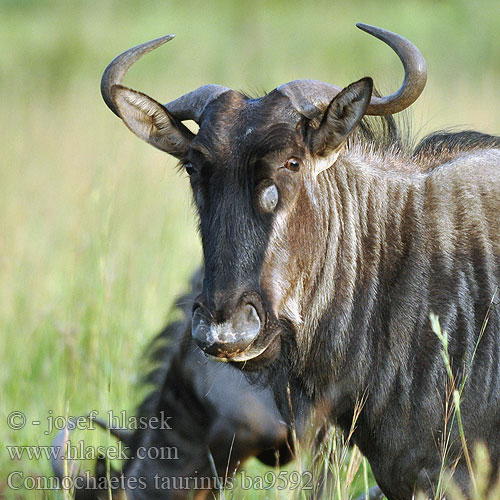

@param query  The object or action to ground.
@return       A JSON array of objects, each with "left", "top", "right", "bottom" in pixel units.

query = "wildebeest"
[
  {"left": 51, "top": 271, "right": 295, "bottom": 499},
  {"left": 51, "top": 275, "right": 383, "bottom": 500},
  {"left": 100, "top": 23, "right": 500, "bottom": 499}
]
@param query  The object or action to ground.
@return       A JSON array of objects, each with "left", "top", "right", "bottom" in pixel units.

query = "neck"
[
  {"left": 280, "top": 144, "right": 500, "bottom": 497},
  {"left": 297, "top": 152, "right": 426, "bottom": 407}
]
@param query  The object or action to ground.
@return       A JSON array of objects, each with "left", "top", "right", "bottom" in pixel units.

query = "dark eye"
[
  {"left": 284, "top": 158, "right": 300, "bottom": 172},
  {"left": 184, "top": 162, "right": 194, "bottom": 176}
]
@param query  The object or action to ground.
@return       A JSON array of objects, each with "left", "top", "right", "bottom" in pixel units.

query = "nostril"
[
  {"left": 191, "top": 307, "right": 203, "bottom": 329},
  {"left": 192, "top": 307, "right": 212, "bottom": 350},
  {"left": 191, "top": 301, "right": 263, "bottom": 357},
  {"left": 232, "top": 303, "right": 261, "bottom": 338}
]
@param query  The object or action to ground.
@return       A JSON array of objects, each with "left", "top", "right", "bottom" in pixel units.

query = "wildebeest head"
[{"left": 101, "top": 24, "right": 426, "bottom": 366}]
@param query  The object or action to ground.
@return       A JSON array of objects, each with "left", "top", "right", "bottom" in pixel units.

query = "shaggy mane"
[{"left": 352, "top": 112, "right": 499, "bottom": 173}]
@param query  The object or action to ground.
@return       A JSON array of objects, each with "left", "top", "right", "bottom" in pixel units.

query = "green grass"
[
  {"left": 430, "top": 302, "right": 500, "bottom": 500},
  {"left": 1, "top": 0, "right": 499, "bottom": 498}
]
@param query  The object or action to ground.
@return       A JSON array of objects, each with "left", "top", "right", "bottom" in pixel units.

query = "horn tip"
[
  {"left": 356, "top": 23, "right": 378, "bottom": 35},
  {"left": 152, "top": 34, "right": 176, "bottom": 47}
]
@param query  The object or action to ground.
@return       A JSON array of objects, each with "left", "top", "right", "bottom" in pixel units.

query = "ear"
[
  {"left": 110, "top": 84, "right": 195, "bottom": 159},
  {"left": 311, "top": 77, "right": 373, "bottom": 160}
]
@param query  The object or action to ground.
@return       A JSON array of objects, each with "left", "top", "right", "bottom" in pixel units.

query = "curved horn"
[
  {"left": 164, "top": 84, "right": 231, "bottom": 122},
  {"left": 51, "top": 417, "right": 81, "bottom": 480},
  {"left": 101, "top": 35, "right": 174, "bottom": 117},
  {"left": 277, "top": 23, "right": 427, "bottom": 118},
  {"left": 101, "top": 35, "right": 230, "bottom": 122},
  {"left": 51, "top": 415, "right": 132, "bottom": 499},
  {"left": 359, "top": 23, "right": 427, "bottom": 115}
]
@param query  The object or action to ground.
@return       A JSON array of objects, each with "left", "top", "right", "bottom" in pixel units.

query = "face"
[
  {"left": 185, "top": 91, "right": 311, "bottom": 366},
  {"left": 111, "top": 78, "right": 373, "bottom": 368}
]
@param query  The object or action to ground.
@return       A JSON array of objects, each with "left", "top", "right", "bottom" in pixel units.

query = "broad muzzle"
[{"left": 192, "top": 301, "right": 261, "bottom": 359}]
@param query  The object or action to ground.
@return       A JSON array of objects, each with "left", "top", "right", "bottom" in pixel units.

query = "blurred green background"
[{"left": 1, "top": 0, "right": 499, "bottom": 497}]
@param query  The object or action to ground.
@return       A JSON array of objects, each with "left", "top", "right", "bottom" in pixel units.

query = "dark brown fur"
[{"left": 108, "top": 66, "right": 500, "bottom": 498}]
